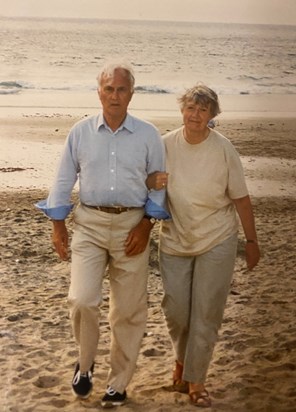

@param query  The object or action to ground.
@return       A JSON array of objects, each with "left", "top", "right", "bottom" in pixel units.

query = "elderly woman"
[{"left": 147, "top": 84, "right": 260, "bottom": 407}]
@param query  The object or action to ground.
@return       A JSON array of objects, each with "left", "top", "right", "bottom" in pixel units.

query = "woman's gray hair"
[
  {"left": 97, "top": 61, "right": 135, "bottom": 92},
  {"left": 178, "top": 83, "right": 221, "bottom": 117}
]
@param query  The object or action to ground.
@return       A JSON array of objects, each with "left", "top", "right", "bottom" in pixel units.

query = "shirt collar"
[{"left": 97, "top": 112, "right": 135, "bottom": 133}]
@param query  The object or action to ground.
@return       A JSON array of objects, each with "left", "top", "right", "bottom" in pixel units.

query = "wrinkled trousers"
[
  {"left": 160, "top": 233, "right": 238, "bottom": 383},
  {"left": 68, "top": 204, "right": 149, "bottom": 393}
]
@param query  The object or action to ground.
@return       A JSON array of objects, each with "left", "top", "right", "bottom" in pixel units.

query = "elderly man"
[{"left": 36, "top": 61, "right": 168, "bottom": 407}]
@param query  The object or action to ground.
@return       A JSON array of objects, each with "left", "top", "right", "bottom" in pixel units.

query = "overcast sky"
[{"left": 1, "top": 0, "right": 296, "bottom": 25}]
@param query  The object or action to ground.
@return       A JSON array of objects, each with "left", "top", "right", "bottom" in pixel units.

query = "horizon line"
[{"left": 0, "top": 15, "right": 295, "bottom": 27}]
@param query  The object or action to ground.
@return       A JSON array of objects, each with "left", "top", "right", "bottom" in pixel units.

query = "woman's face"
[{"left": 181, "top": 100, "right": 212, "bottom": 134}]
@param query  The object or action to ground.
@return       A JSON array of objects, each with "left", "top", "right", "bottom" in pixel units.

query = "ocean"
[{"left": 1, "top": 17, "right": 296, "bottom": 117}]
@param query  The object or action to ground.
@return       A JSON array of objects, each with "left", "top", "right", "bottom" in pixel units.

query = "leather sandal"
[
  {"left": 189, "top": 389, "right": 211, "bottom": 408},
  {"left": 172, "top": 361, "right": 189, "bottom": 393}
]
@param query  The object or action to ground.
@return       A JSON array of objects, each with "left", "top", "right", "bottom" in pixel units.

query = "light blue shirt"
[{"left": 36, "top": 113, "right": 169, "bottom": 220}]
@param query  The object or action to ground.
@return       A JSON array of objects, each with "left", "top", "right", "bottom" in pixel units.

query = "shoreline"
[
  {"left": 1, "top": 93, "right": 296, "bottom": 120},
  {"left": 1, "top": 114, "right": 295, "bottom": 198}
]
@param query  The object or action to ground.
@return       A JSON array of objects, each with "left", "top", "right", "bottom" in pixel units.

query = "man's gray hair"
[{"left": 97, "top": 61, "right": 135, "bottom": 92}]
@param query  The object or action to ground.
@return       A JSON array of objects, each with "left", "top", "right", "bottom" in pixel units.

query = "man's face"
[{"left": 98, "top": 69, "right": 133, "bottom": 120}]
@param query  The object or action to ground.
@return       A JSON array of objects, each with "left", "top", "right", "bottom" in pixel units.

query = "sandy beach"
[{"left": 0, "top": 113, "right": 295, "bottom": 411}]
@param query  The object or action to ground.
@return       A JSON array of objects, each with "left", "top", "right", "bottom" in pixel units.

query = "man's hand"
[
  {"left": 52, "top": 220, "right": 69, "bottom": 260},
  {"left": 125, "top": 218, "right": 153, "bottom": 256}
]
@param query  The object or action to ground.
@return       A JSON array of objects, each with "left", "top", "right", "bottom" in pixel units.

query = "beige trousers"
[{"left": 68, "top": 204, "right": 149, "bottom": 393}]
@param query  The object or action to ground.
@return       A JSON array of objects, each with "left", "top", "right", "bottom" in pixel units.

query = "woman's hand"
[
  {"left": 233, "top": 195, "right": 260, "bottom": 270},
  {"left": 146, "top": 171, "right": 169, "bottom": 191},
  {"left": 245, "top": 241, "right": 260, "bottom": 270}
]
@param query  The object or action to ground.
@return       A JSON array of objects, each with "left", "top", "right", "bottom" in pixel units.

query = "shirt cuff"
[
  {"left": 35, "top": 199, "right": 74, "bottom": 220},
  {"left": 145, "top": 198, "right": 170, "bottom": 220}
]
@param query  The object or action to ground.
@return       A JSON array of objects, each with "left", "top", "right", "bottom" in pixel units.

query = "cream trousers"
[
  {"left": 160, "top": 233, "right": 238, "bottom": 384},
  {"left": 68, "top": 204, "right": 149, "bottom": 393}
]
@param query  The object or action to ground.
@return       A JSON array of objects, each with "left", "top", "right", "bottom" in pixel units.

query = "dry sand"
[{"left": 0, "top": 114, "right": 295, "bottom": 411}]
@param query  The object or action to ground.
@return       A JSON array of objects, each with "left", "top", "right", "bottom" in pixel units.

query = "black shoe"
[
  {"left": 71, "top": 362, "right": 94, "bottom": 399},
  {"left": 101, "top": 386, "right": 127, "bottom": 408}
]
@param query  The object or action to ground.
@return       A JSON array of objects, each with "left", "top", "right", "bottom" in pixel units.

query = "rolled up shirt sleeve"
[
  {"left": 35, "top": 129, "right": 78, "bottom": 220},
  {"left": 35, "top": 200, "right": 74, "bottom": 220},
  {"left": 145, "top": 130, "right": 170, "bottom": 220}
]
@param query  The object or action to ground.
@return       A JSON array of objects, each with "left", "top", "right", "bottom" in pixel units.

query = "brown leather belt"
[{"left": 82, "top": 204, "right": 141, "bottom": 214}]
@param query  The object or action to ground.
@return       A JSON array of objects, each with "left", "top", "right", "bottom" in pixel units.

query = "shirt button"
[
  {"left": 111, "top": 169, "right": 114, "bottom": 173},
  {"left": 111, "top": 152, "right": 115, "bottom": 155},
  {"left": 110, "top": 187, "right": 114, "bottom": 191}
]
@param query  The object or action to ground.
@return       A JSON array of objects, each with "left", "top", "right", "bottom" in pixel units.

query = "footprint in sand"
[{"left": 33, "top": 375, "right": 60, "bottom": 388}]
